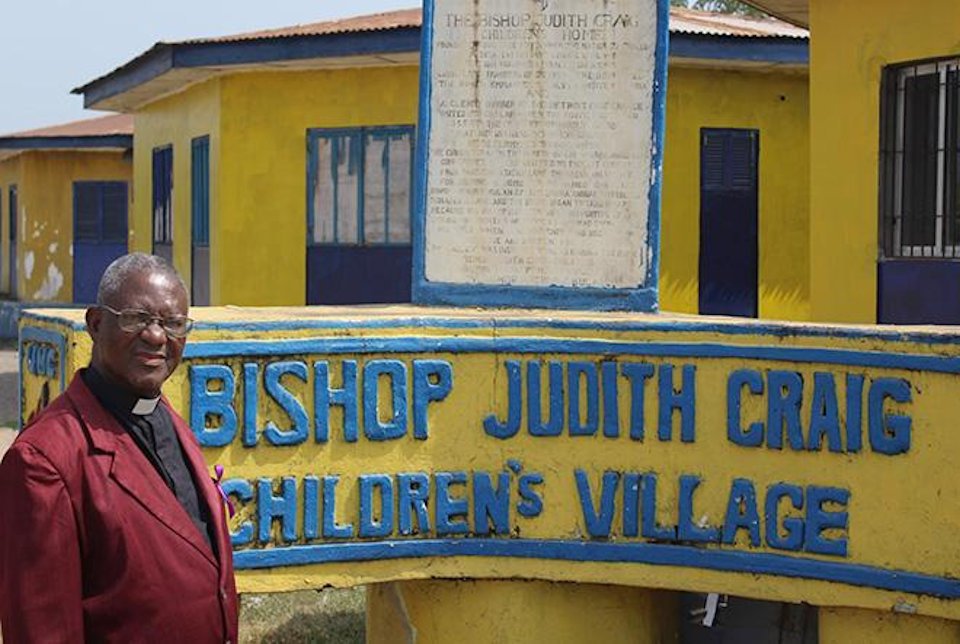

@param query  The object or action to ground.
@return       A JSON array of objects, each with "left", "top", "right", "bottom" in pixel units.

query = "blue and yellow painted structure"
[
  {"left": 746, "top": 0, "right": 960, "bottom": 325},
  {"left": 19, "top": 306, "right": 960, "bottom": 641},
  {"left": 0, "top": 128, "right": 132, "bottom": 306},
  {"left": 74, "top": 11, "right": 810, "bottom": 318}
]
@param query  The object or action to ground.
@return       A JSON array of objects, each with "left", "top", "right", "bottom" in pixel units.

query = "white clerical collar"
[{"left": 131, "top": 396, "right": 161, "bottom": 415}]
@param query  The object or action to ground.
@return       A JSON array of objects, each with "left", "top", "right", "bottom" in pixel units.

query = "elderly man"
[{"left": 0, "top": 253, "right": 238, "bottom": 642}]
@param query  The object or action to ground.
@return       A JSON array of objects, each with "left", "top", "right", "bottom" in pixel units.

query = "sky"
[{"left": 0, "top": 0, "right": 419, "bottom": 135}]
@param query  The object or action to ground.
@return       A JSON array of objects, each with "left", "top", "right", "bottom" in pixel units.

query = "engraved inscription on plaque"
[{"left": 424, "top": 0, "right": 659, "bottom": 290}]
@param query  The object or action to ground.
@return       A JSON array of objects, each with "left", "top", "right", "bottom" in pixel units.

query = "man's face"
[{"left": 86, "top": 269, "right": 189, "bottom": 398}]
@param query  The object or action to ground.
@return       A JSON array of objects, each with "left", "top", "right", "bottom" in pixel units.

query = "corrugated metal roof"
[
  {"left": 180, "top": 6, "right": 806, "bottom": 46},
  {"left": 669, "top": 7, "right": 806, "bottom": 38},
  {"left": 186, "top": 8, "right": 423, "bottom": 44},
  {"left": 0, "top": 113, "right": 133, "bottom": 139},
  {"left": 75, "top": 6, "right": 807, "bottom": 111}
]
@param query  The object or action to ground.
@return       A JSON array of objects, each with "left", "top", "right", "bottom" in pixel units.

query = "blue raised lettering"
[
  {"left": 363, "top": 360, "right": 408, "bottom": 441},
  {"left": 398, "top": 472, "right": 431, "bottom": 535},
  {"left": 436, "top": 472, "right": 469, "bottom": 535},
  {"left": 221, "top": 478, "right": 253, "bottom": 546},
  {"left": 257, "top": 477, "right": 297, "bottom": 544},
  {"left": 575, "top": 469, "right": 618, "bottom": 537},
  {"left": 303, "top": 475, "right": 320, "bottom": 540},
  {"left": 242, "top": 363, "right": 259, "bottom": 447},
  {"left": 678, "top": 475, "right": 719, "bottom": 542},
  {"left": 846, "top": 374, "right": 864, "bottom": 453},
  {"left": 527, "top": 361, "right": 563, "bottom": 436},
  {"left": 315, "top": 360, "right": 359, "bottom": 443},
  {"left": 484, "top": 360, "right": 522, "bottom": 439},
  {"left": 622, "top": 362, "right": 654, "bottom": 440},
  {"left": 359, "top": 474, "right": 395, "bottom": 538},
  {"left": 804, "top": 486, "right": 850, "bottom": 557},
  {"left": 190, "top": 365, "right": 237, "bottom": 447},
  {"left": 601, "top": 362, "right": 620, "bottom": 438},
  {"left": 767, "top": 371, "right": 804, "bottom": 450},
  {"left": 263, "top": 361, "right": 309, "bottom": 446},
  {"left": 809, "top": 372, "right": 842, "bottom": 452},
  {"left": 517, "top": 473, "right": 544, "bottom": 517},
  {"left": 868, "top": 378, "right": 911, "bottom": 455},
  {"left": 765, "top": 483, "right": 804, "bottom": 551},
  {"left": 641, "top": 473, "right": 676, "bottom": 540},
  {"left": 622, "top": 472, "right": 641, "bottom": 537},
  {"left": 322, "top": 475, "right": 354, "bottom": 538},
  {"left": 568, "top": 362, "right": 599, "bottom": 436},
  {"left": 727, "top": 369, "right": 763, "bottom": 447},
  {"left": 658, "top": 364, "right": 696, "bottom": 442},
  {"left": 473, "top": 471, "right": 511, "bottom": 535},
  {"left": 412, "top": 360, "right": 453, "bottom": 440},
  {"left": 721, "top": 478, "right": 761, "bottom": 546}
]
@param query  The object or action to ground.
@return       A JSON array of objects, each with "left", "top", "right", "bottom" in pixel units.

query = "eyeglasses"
[{"left": 100, "top": 305, "right": 194, "bottom": 338}]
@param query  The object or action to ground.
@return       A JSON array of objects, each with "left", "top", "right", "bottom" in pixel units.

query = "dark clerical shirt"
[{"left": 81, "top": 366, "right": 215, "bottom": 551}]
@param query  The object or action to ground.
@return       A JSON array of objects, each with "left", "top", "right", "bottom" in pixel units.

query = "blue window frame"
[
  {"left": 74, "top": 182, "right": 128, "bottom": 243},
  {"left": 152, "top": 145, "right": 173, "bottom": 254},
  {"left": 307, "top": 125, "right": 415, "bottom": 246},
  {"left": 191, "top": 136, "right": 210, "bottom": 247}
]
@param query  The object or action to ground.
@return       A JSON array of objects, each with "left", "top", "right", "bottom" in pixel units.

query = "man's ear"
[{"left": 85, "top": 307, "right": 103, "bottom": 339}]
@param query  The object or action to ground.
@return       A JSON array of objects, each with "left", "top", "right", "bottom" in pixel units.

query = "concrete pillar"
[
  {"left": 820, "top": 608, "right": 960, "bottom": 643},
  {"left": 367, "top": 580, "right": 676, "bottom": 643}
]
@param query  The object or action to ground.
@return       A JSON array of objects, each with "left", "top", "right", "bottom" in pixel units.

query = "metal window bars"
[{"left": 880, "top": 57, "right": 960, "bottom": 259}]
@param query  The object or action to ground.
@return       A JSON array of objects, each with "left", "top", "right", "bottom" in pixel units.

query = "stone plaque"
[{"left": 414, "top": 0, "right": 668, "bottom": 310}]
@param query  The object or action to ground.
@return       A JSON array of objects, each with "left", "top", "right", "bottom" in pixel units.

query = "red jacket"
[{"left": 0, "top": 374, "right": 238, "bottom": 643}]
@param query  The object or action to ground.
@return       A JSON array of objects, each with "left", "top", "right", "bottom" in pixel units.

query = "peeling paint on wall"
[
  {"left": 32, "top": 263, "right": 64, "bottom": 301},
  {"left": 24, "top": 251, "right": 35, "bottom": 280}
]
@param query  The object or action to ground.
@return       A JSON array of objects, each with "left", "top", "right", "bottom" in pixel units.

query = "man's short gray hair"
[{"left": 96, "top": 253, "right": 188, "bottom": 306}]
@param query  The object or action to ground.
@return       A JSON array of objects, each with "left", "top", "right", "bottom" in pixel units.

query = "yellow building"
[
  {"left": 0, "top": 114, "right": 133, "bottom": 308},
  {"left": 750, "top": 0, "right": 960, "bottom": 325},
  {"left": 74, "top": 7, "right": 809, "bottom": 318}
]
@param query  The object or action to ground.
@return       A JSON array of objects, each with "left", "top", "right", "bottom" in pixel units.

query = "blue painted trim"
[
  {"left": 18, "top": 326, "right": 68, "bottom": 430},
  {"left": 183, "top": 335, "right": 960, "bottom": 375},
  {"left": 19, "top": 308, "right": 960, "bottom": 347},
  {"left": 647, "top": 0, "right": 670, "bottom": 308},
  {"left": 669, "top": 34, "right": 808, "bottom": 65},
  {"left": 0, "top": 135, "right": 132, "bottom": 151},
  {"left": 231, "top": 538, "right": 960, "bottom": 599},
  {"left": 411, "top": 0, "right": 669, "bottom": 312},
  {"left": 73, "top": 44, "right": 174, "bottom": 107},
  {"left": 411, "top": 0, "right": 434, "bottom": 303},
  {"left": 414, "top": 283, "right": 660, "bottom": 312},
  {"left": 78, "top": 30, "right": 421, "bottom": 109}
]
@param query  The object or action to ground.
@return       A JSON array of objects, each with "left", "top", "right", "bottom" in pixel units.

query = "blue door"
[
  {"left": 306, "top": 126, "right": 414, "bottom": 304},
  {"left": 191, "top": 136, "right": 210, "bottom": 305},
  {"left": 73, "top": 182, "right": 128, "bottom": 303},
  {"left": 698, "top": 128, "right": 759, "bottom": 318},
  {"left": 8, "top": 186, "right": 17, "bottom": 299}
]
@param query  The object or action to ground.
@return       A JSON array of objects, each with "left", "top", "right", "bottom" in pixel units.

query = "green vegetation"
[
  {"left": 239, "top": 588, "right": 365, "bottom": 643},
  {"left": 670, "top": 0, "right": 768, "bottom": 17}
]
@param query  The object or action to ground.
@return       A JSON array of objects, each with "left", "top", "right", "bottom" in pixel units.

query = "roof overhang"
[
  {"left": 741, "top": 1, "right": 808, "bottom": 28},
  {"left": 74, "top": 29, "right": 422, "bottom": 112},
  {"left": 0, "top": 134, "right": 132, "bottom": 151},
  {"left": 76, "top": 25, "right": 807, "bottom": 113},
  {"left": 670, "top": 34, "right": 807, "bottom": 70}
]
